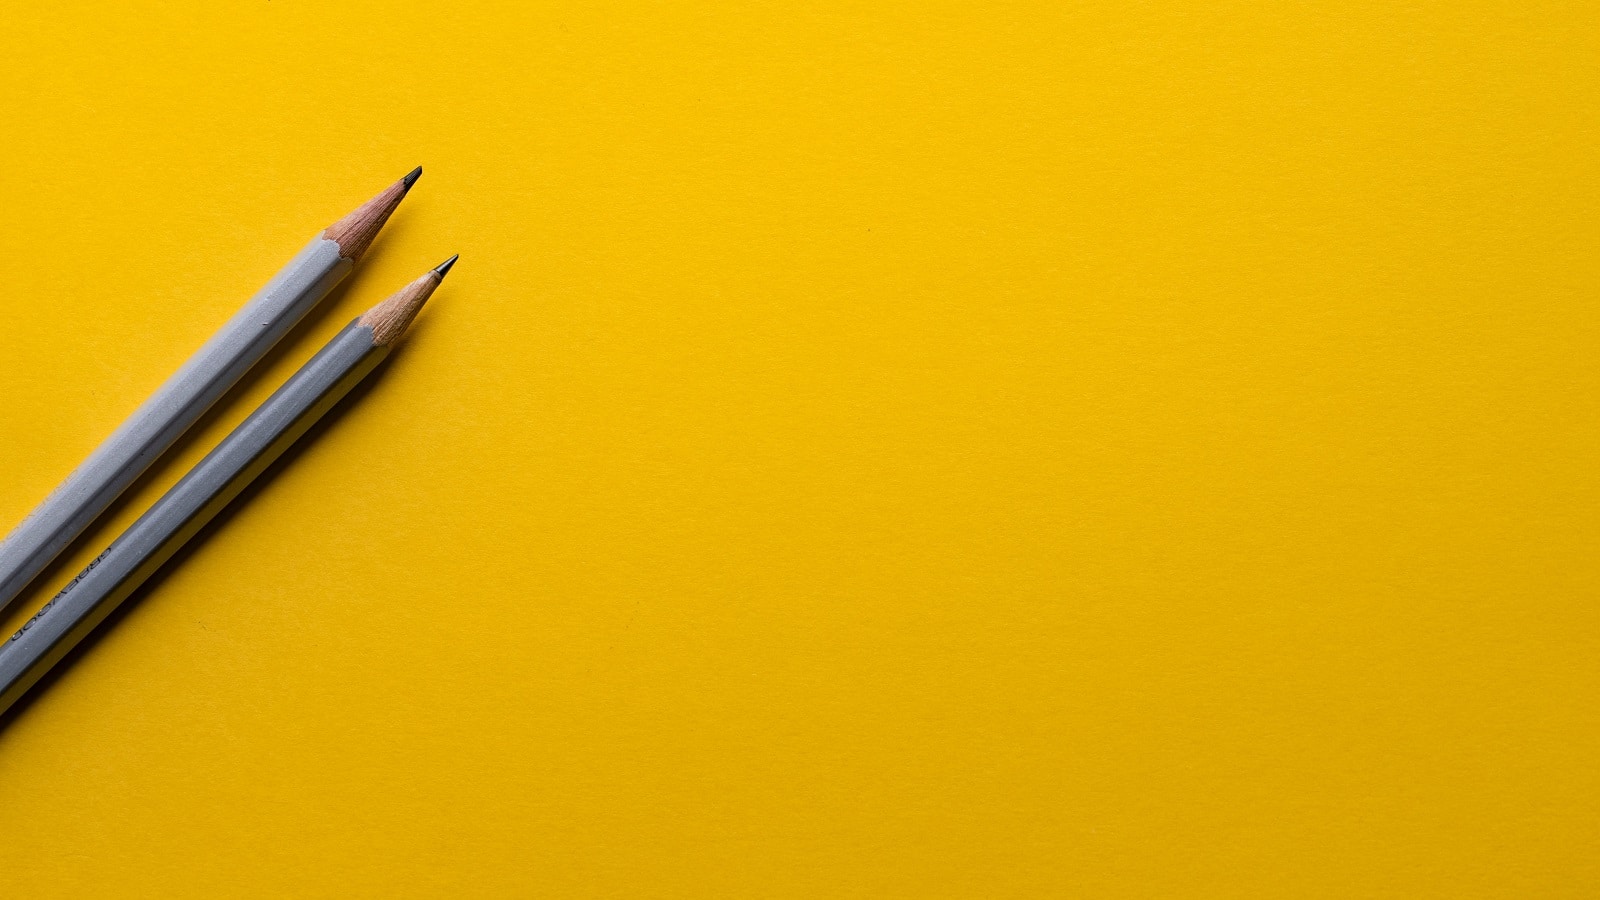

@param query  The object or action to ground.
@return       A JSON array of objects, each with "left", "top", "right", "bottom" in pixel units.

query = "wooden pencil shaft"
[
  {"left": 0, "top": 239, "right": 350, "bottom": 617},
  {"left": 0, "top": 173, "right": 415, "bottom": 618},
  {"left": 0, "top": 321, "right": 390, "bottom": 716}
]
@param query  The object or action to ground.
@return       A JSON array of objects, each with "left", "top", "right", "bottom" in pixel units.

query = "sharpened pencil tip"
[
  {"left": 325, "top": 170, "right": 422, "bottom": 261},
  {"left": 359, "top": 264, "right": 448, "bottom": 346},
  {"left": 433, "top": 254, "right": 460, "bottom": 280}
]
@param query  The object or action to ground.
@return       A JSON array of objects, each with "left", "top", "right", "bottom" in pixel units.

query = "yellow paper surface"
[{"left": 0, "top": 1, "right": 1596, "bottom": 895}]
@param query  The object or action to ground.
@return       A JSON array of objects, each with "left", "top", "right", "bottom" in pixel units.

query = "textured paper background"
[{"left": 0, "top": 1, "right": 1596, "bottom": 895}]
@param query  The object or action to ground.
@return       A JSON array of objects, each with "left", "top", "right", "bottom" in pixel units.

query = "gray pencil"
[
  {"left": 0, "top": 256, "right": 455, "bottom": 718},
  {"left": 0, "top": 168, "right": 422, "bottom": 617}
]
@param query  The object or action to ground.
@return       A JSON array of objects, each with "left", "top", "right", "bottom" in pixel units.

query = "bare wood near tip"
[
  {"left": 359, "top": 253, "right": 457, "bottom": 345},
  {"left": 324, "top": 166, "right": 423, "bottom": 262}
]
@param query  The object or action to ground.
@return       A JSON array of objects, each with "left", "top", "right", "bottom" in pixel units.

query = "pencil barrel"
[
  {"left": 0, "top": 238, "right": 352, "bottom": 616},
  {"left": 0, "top": 322, "right": 387, "bottom": 716}
]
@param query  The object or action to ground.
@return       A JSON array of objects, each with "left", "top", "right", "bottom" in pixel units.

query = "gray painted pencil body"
[
  {"left": 0, "top": 169, "right": 420, "bottom": 616},
  {"left": 0, "top": 260, "right": 450, "bottom": 717}
]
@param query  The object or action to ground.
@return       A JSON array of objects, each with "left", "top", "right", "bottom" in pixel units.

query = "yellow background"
[{"left": 0, "top": 0, "right": 1596, "bottom": 895}]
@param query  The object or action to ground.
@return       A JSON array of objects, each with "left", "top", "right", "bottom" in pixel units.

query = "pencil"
[
  {"left": 0, "top": 168, "right": 422, "bottom": 617},
  {"left": 0, "top": 256, "right": 456, "bottom": 718}
]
